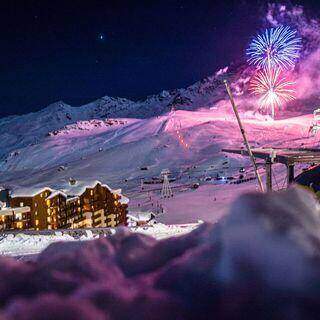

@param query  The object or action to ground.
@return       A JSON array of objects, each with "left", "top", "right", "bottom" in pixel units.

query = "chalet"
[{"left": 0, "top": 180, "right": 129, "bottom": 231}]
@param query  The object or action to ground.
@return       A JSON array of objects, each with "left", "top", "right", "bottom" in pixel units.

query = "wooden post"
[
  {"left": 287, "top": 164, "right": 295, "bottom": 186},
  {"left": 224, "top": 80, "right": 265, "bottom": 192},
  {"left": 265, "top": 160, "right": 273, "bottom": 192}
]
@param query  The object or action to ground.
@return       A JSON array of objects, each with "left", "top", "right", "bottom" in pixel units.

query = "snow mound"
[
  {"left": 0, "top": 223, "right": 198, "bottom": 257},
  {"left": 1, "top": 187, "right": 320, "bottom": 319}
]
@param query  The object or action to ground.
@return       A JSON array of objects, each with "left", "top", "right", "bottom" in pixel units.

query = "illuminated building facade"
[{"left": 0, "top": 181, "right": 128, "bottom": 231}]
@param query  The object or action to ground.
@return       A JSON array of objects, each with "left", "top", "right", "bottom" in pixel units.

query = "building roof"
[
  {"left": 119, "top": 195, "right": 129, "bottom": 205},
  {"left": 46, "top": 190, "right": 68, "bottom": 200},
  {"left": 11, "top": 187, "right": 54, "bottom": 198},
  {"left": 10, "top": 180, "right": 129, "bottom": 204},
  {"left": 57, "top": 180, "right": 114, "bottom": 197}
]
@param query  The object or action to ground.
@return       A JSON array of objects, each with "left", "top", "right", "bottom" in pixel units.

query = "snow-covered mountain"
[{"left": 0, "top": 63, "right": 239, "bottom": 167}]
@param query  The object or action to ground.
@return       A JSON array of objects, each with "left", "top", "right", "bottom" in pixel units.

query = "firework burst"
[
  {"left": 250, "top": 68, "right": 295, "bottom": 117},
  {"left": 247, "top": 25, "right": 302, "bottom": 70}
]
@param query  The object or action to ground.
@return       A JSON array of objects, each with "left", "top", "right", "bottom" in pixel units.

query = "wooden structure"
[
  {"left": 222, "top": 147, "right": 320, "bottom": 192},
  {"left": 0, "top": 181, "right": 128, "bottom": 231}
]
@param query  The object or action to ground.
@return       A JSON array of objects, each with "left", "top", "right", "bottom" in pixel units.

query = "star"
[{"left": 98, "top": 33, "right": 105, "bottom": 42}]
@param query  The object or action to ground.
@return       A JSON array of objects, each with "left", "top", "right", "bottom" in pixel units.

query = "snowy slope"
[
  {"left": 0, "top": 4, "right": 319, "bottom": 224},
  {"left": 0, "top": 106, "right": 316, "bottom": 224}
]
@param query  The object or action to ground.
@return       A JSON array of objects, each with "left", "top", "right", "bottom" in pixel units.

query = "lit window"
[
  {"left": 35, "top": 220, "right": 39, "bottom": 226},
  {"left": 20, "top": 202, "right": 24, "bottom": 207},
  {"left": 47, "top": 217, "right": 51, "bottom": 223},
  {"left": 34, "top": 202, "right": 37, "bottom": 208},
  {"left": 35, "top": 211, "right": 38, "bottom": 216},
  {"left": 48, "top": 225, "right": 52, "bottom": 230},
  {"left": 15, "top": 213, "right": 22, "bottom": 220},
  {"left": 47, "top": 208, "right": 51, "bottom": 214},
  {"left": 46, "top": 200, "right": 50, "bottom": 206}
]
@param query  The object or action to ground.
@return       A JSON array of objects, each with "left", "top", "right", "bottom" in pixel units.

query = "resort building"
[{"left": 0, "top": 180, "right": 128, "bottom": 231}]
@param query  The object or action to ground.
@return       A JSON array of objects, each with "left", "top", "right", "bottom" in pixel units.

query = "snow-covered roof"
[
  {"left": 119, "top": 195, "right": 129, "bottom": 205},
  {"left": 66, "top": 196, "right": 79, "bottom": 203},
  {"left": 57, "top": 180, "right": 113, "bottom": 197},
  {"left": 46, "top": 190, "right": 67, "bottom": 200},
  {"left": 10, "top": 180, "right": 128, "bottom": 204},
  {"left": 11, "top": 187, "right": 54, "bottom": 198},
  {"left": 112, "top": 188, "right": 129, "bottom": 204}
]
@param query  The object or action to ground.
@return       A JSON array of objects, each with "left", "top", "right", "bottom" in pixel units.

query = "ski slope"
[{"left": 0, "top": 107, "right": 316, "bottom": 224}]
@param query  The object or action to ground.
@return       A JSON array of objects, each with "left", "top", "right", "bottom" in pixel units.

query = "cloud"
[
  {"left": 295, "top": 49, "right": 320, "bottom": 100},
  {"left": 265, "top": 4, "right": 320, "bottom": 103}
]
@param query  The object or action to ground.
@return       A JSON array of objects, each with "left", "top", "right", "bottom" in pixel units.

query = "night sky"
[{"left": 0, "top": 0, "right": 320, "bottom": 117}]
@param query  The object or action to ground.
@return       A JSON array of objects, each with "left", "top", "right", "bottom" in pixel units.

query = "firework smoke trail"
[
  {"left": 247, "top": 25, "right": 302, "bottom": 70},
  {"left": 250, "top": 68, "right": 296, "bottom": 117}
]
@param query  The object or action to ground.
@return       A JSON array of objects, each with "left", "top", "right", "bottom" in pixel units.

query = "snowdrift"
[{"left": 1, "top": 186, "right": 320, "bottom": 319}]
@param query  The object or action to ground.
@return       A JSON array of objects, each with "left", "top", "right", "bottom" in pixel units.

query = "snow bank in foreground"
[
  {"left": 0, "top": 223, "right": 199, "bottom": 257},
  {"left": 1, "top": 186, "right": 320, "bottom": 319}
]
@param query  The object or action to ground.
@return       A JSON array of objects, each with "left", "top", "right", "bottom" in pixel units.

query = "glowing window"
[
  {"left": 35, "top": 220, "right": 39, "bottom": 226},
  {"left": 20, "top": 202, "right": 24, "bottom": 207}
]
